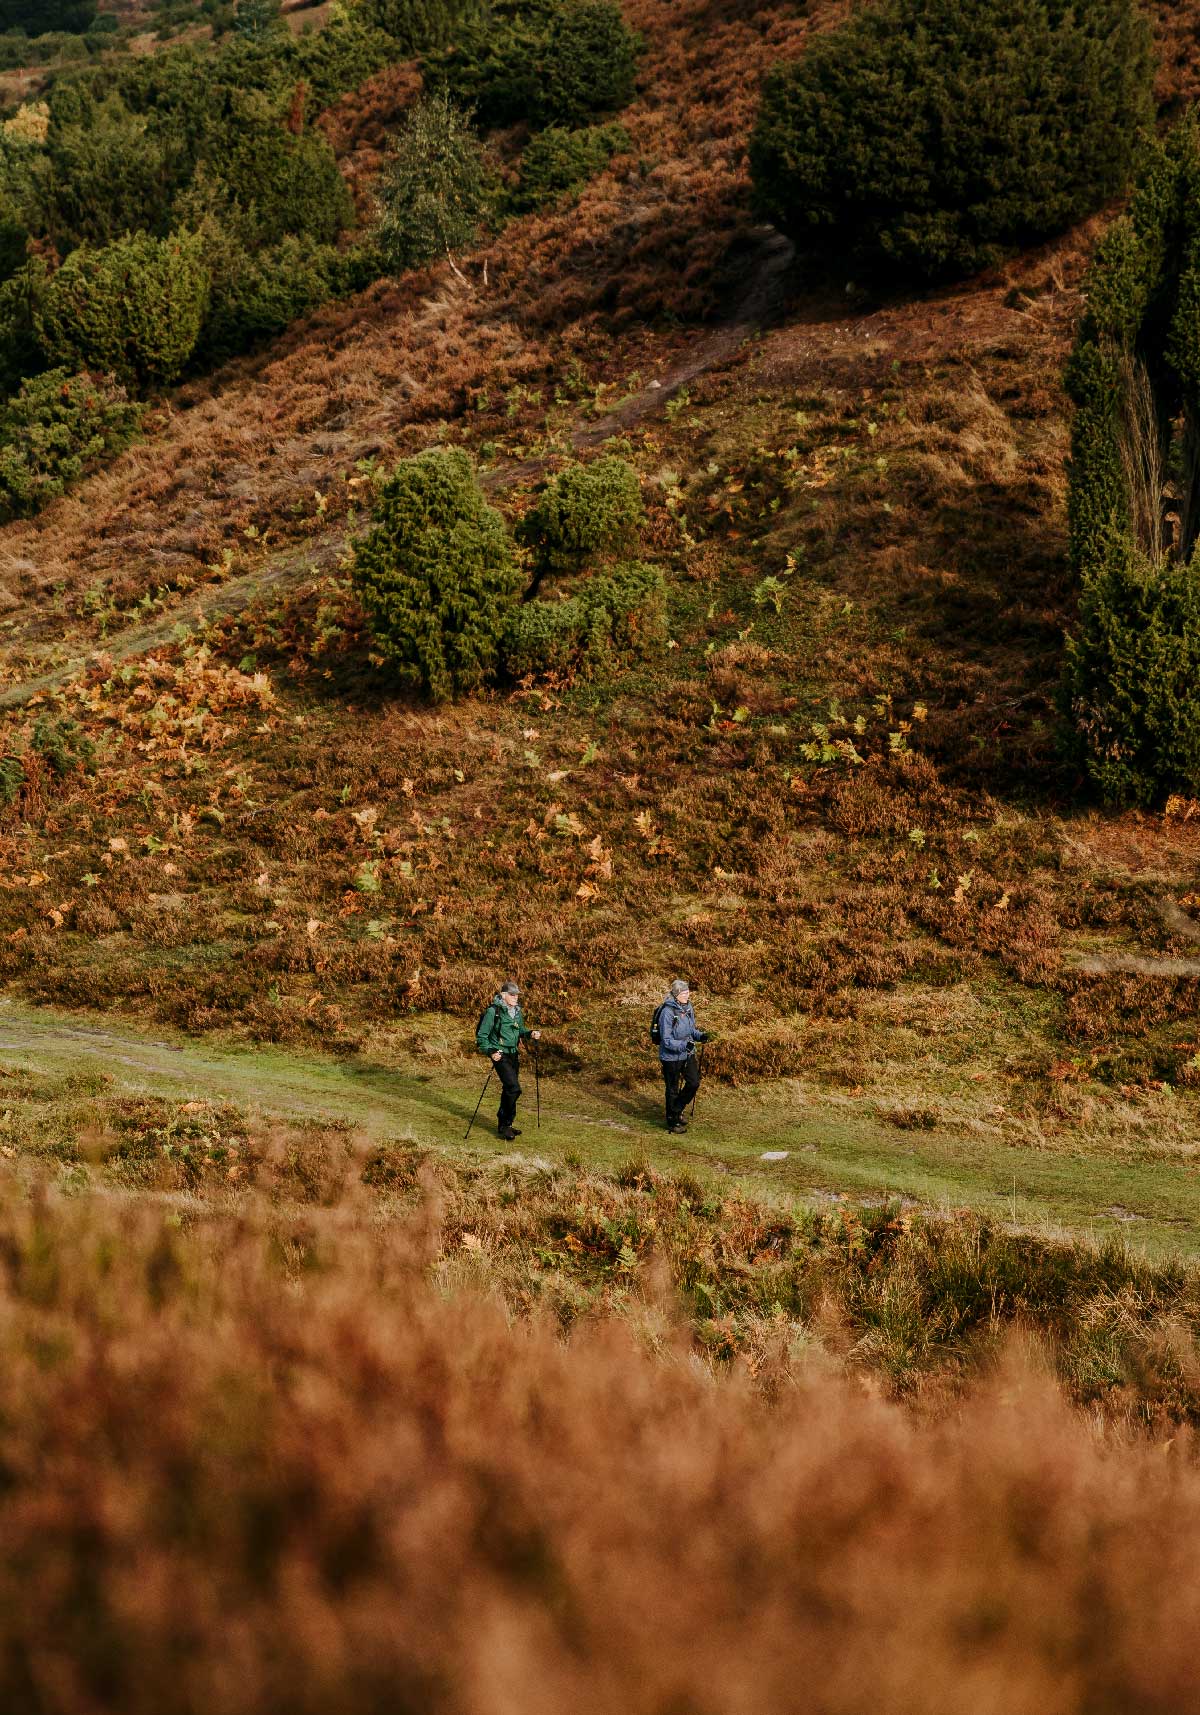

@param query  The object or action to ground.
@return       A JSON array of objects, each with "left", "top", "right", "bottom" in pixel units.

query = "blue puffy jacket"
[{"left": 659, "top": 996, "right": 702, "bottom": 1064}]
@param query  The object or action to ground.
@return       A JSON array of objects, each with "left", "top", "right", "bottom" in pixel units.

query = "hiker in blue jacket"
[{"left": 657, "top": 978, "right": 709, "bottom": 1134}]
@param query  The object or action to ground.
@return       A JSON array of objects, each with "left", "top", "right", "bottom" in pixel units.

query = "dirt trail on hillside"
[{"left": 0, "top": 234, "right": 795, "bottom": 715}]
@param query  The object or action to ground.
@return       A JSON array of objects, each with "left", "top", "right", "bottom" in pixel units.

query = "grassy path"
[{"left": 0, "top": 996, "right": 1196, "bottom": 1257}]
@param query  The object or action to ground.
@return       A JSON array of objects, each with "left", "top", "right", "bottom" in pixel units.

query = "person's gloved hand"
[{"left": 694, "top": 1030, "right": 710, "bottom": 1043}]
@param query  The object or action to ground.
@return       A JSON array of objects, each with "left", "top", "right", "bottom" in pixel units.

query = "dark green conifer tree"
[
  {"left": 1063, "top": 119, "right": 1200, "bottom": 805},
  {"left": 351, "top": 449, "right": 522, "bottom": 702}
]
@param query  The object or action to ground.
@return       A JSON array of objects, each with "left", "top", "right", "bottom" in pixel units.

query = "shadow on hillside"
[
  {"left": 800, "top": 408, "right": 1075, "bottom": 802},
  {"left": 893, "top": 481, "right": 1071, "bottom": 797}
]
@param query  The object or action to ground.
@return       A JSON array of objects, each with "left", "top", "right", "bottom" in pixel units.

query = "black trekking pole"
[
  {"left": 690, "top": 1041, "right": 705, "bottom": 1120},
  {"left": 534, "top": 1039, "right": 542, "bottom": 1130},
  {"left": 464, "top": 1063, "right": 495, "bottom": 1140}
]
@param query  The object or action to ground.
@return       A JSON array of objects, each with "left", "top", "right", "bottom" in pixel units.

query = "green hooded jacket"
[{"left": 476, "top": 993, "right": 532, "bottom": 1056}]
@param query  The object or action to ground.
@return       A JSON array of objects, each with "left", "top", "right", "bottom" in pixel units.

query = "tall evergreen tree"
[
  {"left": 232, "top": 0, "right": 283, "bottom": 40},
  {"left": 1062, "top": 119, "right": 1200, "bottom": 805}
]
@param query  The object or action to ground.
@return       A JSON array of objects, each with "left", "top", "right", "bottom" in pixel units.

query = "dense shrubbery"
[
  {"left": 507, "top": 458, "right": 656, "bottom": 681},
  {"left": 1064, "top": 122, "right": 1200, "bottom": 581},
  {"left": 429, "top": 0, "right": 638, "bottom": 130},
  {"left": 511, "top": 121, "right": 628, "bottom": 213},
  {"left": 35, "top": 231, "right": 210, "bottom": 390},
  {"left": 0, "top": 12, "right": 388, "bottom": 397},
  {"left": 1063, "top": 120, "right": 1200, "bottom": 805},
  {"left": 750, "top": 0, "right": 1153, "bottom": 285},
  {"left": 0, "top": 367, "right": 142, "bottom": 521},
  {"left": 206, "top": 99, "right": 353, "bottom": 248},
  {"left": 353, "top": 449, "right": 660, "bottom": 698},
  {"left": 535, "top": 0, "right": 637, "bottom": 126},
  {"left": 0, "top": 30, "right": 98, "bottom": 71},
  {"left": 34, "top": 91, "right": 181, "bottom": 251},
  {"left": 374, "top": 92, "right": 488, "bottom": 273},
  {"left": 517, "top": 455, "right": 643, "bottom": 574},
  {"left": 195, "top": 229, "right": 376, "bottom": 367},
  {"left": 1061, "top": 537, "right": 1200, "bottom": 807},
  {"left": 357, "top": 0, "right": 486, "bottom": 53},
  {"left": 504, "top": 559, "right": 666, "bottom": 680},
  {"left": 352, "top": 449, "right": 522, "bottom": 702},
  {"left": 0, "top": 0, "right": 96, "bottom": 28}
]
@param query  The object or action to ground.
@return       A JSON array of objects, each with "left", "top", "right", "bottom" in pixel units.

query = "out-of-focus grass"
[{"left": 2, "top": 1170, "right": 1200, "bottom": 1713}]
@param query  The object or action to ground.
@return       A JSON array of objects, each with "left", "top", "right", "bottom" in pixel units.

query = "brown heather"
[{"left": 3, "top": 1163, "right": 1200, "bottom": 1714}]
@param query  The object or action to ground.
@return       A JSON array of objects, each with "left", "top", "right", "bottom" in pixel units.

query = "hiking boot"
[
  {"left": 498, "top": 1126, "right": 521, "bottom": 1141},
  {"left": 668, "top": 1120, "right": 687, "bottom": 1134}
]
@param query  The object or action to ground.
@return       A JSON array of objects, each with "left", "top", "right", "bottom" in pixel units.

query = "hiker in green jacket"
[{"left": 476, "top": 981, "right": 541, "bottom": 1140}]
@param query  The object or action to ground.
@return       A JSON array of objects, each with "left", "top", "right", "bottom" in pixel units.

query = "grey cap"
[
  {"left": 500, "top": 980, "right": 520, "bottom": 995},
  {"left": 669, "top": 978, "right": 690, "bottom": 998}
]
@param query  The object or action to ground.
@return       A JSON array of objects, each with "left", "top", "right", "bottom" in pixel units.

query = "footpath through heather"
[{"left": 1, "top": 995, "right": 1197, "bottom": 1255}]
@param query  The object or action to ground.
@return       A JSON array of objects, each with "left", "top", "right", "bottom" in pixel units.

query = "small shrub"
[
  {"left": 1061, "top": 536, "right": 1200, "bottom": 808},
  {"left": 233, "top": 0, "right": 284, "bottom": 38},
  {"left": 351, "top": 447, "right": 522, "bottom": 702},
  {"left": 35, "top": 230, "right": 210, "bottom": 392},
  {"left": 211, "top": 97, "right": 354, "bottom": 247},
  {"left": 373, "top": 92, "right": 488, "bottom": 274},
  {"left": 503, "top": 597, "right": 585, "bottom": 679},
  {"left": 357, "top": 0, "right": 487, "bottom": 53},
  {"left": 535, "top": 0, "right": 637, "bottom": 127},
  {"left": 0, "top": 368, "right": 143, "bottom": 522},
  {"left": 30, "top": 715, "right": 95, "bottom": 778},
  {"left": 0, "top": 754, "right": 23, "bottom": 804},
  {"left": 504, "top": 559, "right": 666, "bottom": 680},
  {"left": 196, "top": 227, "right": 375, "bottom": 366},
  {"left": 749, "top": 0, "right": 1153, "bottom": 285},
  {"left": 430, "top": 0, "right": 638, "bottom": 131},
  {"left": 516, "top": 455, "right": 642, "bottom": 575},
  {"left": 511, "top": 121, "right": 629, "bottom": 213}
]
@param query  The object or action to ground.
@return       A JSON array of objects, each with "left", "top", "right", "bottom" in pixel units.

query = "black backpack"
[{"left": 649, "top": 1001, "right": 667, "bottom": 1047}]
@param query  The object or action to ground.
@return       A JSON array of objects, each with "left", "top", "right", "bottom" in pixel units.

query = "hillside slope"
[{"left": 0, "top": 0, "right": 1196, "bottom": 1244}]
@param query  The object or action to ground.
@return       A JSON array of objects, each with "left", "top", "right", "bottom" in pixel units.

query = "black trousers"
[
  {"left": 496, "top": 1052, "right": 522, "bottom": 1130},
  {"left": 662, "top": 1054, "right": 701, "bottom": 1126}
]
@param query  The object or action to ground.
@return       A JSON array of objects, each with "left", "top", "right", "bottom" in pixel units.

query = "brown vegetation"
[
  {"left": 0, "top": 2, "right": 1192, "bottom": 1138},
  {"left": 3, "top": 1166, "right": 1200, "bottom": 1713}
]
